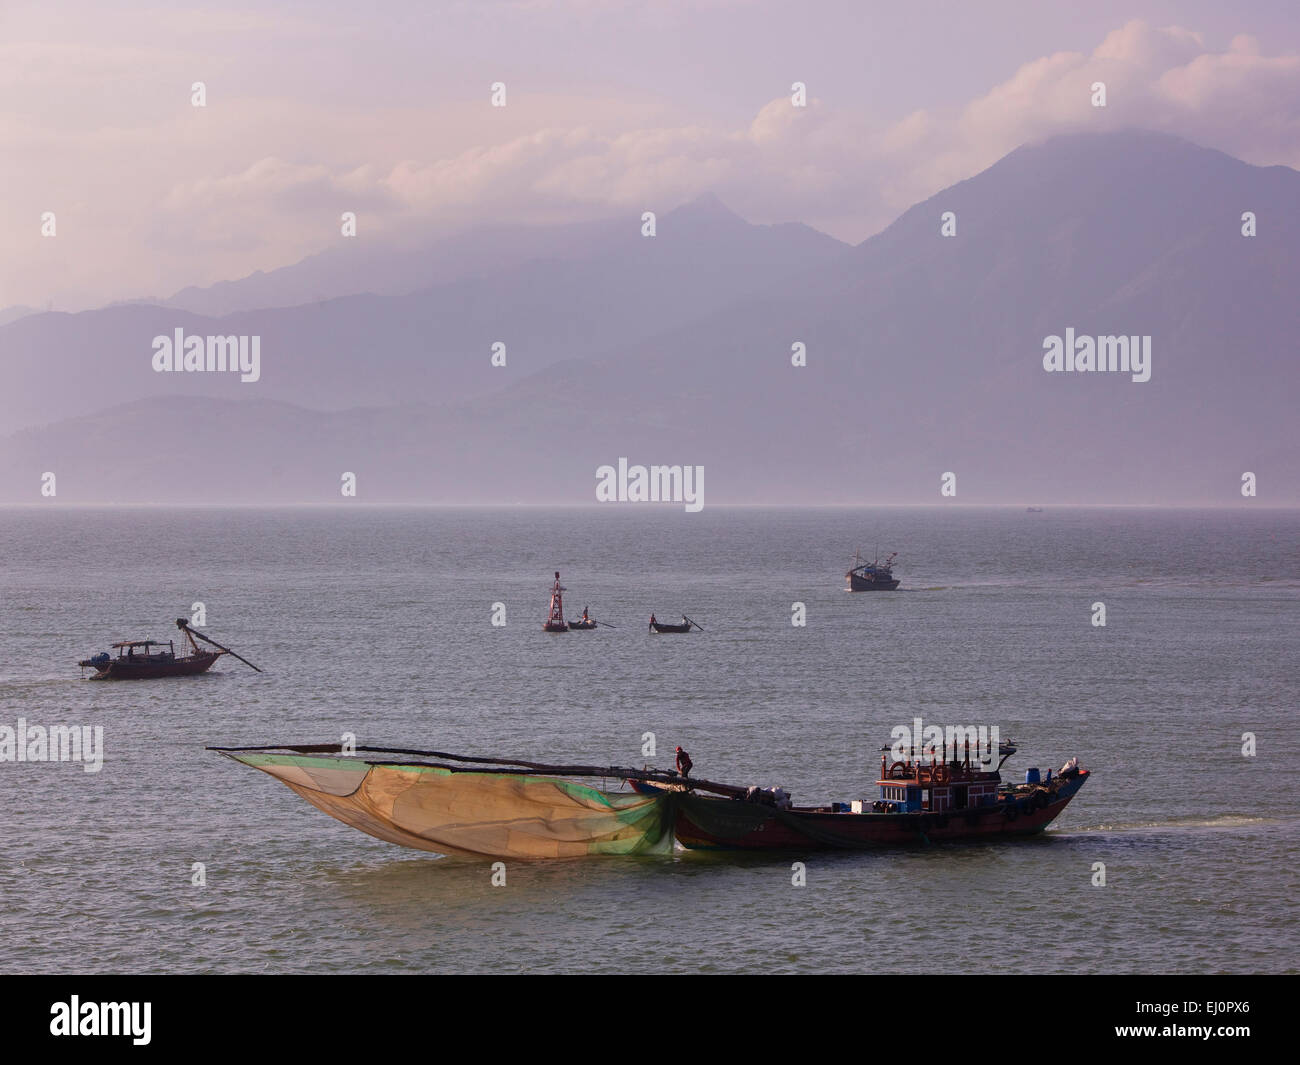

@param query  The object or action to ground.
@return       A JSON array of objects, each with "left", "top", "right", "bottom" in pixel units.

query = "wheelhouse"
[
  {"left": 109, "top": 639, "right": 175, "bottom": 659},
  {"left": 872, "top": 739, "right": 1012, "bottom": 814}
]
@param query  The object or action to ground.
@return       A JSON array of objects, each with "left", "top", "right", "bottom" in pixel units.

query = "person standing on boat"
[
  {"left": 675, "top": 746, "right": 693, "bottom": 778},
  {"left": 649, "top": 613, "right": 656, "bottom": 632}
]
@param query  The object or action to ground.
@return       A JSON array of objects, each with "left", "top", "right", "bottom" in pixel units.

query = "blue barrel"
[{"left": 1025, "top": 767, "right": 1041, "bottom": 784}]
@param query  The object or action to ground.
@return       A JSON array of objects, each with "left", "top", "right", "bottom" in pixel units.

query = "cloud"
[
  {"left": 862, "top": 21, "right": 1300, "bottom": 220},
  {"left": 356, "top": 21, "right": 1300, "bottom": 242},
  {"left": 2, "top": 17, "right": 1296, "bottom": 309}
]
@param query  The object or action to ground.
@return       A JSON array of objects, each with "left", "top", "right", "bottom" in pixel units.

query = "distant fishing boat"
[
  {"left": 212, "top": 738, "right": 1088, "bottom": 859},
  {"left": 649, "top": 613, "right": 700, "bottom": 633},
  {"left": 1026, "top": 506, "right": 1044, "bottom": 513},
  {"left": 78, "top": 619, "right": 261, "bottom": 680},
  {"left": 543, "top": 572, "right": 568, "bottom": 632},
  {"left": 568, "top": 608, "right": 599, "bottom": 630},
  {"left": 846, "top": 549, "right": 900, "bottom": 591}
]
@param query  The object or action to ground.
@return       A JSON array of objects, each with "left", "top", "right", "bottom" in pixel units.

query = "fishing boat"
[
  {"left": 79, "top": 640, "right": 219, "bottom": 680},
  {"left": 543, "top": 572, "right": 568, "bottom": 632},
  {"left": 78, "top": 619, "right": 261, "bottom": 680},
  {"left": 646, "top": 741, "right": 1090, "bottom": 851},
  {"left": 568, "top": 612, "right": 599, "bottom": 630},
  {"left": 846, "top": 549, "right": 900, "bottom": 591},
  {"left": 649, "top": 614, "right": 699, "bottom": 633},
  {"left": 213, "top": 736, "right": 1087, "bottom": 859}
]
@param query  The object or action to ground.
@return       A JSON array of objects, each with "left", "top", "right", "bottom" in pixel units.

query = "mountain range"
[{"left": 1, "top": 129, "right": 1295, "bottom": 504}]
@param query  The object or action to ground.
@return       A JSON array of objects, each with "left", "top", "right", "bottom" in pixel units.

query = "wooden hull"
[
  {"left": 847, "top": 573, "right": 900, "bottom": 591},
  {"left": 567, "top": 620, "right": 598, "bottom": 630},
  {"left": 87, "top": 652, "right": 221, "bottom": 680},
  {"left": 650, "top": 622, "right": 692, "bottom": 633},
  {"left": 669, "top": 773, "right": 1089, "bottom": 850}
]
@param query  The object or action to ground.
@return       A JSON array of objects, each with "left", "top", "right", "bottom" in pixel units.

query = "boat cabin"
[
  {"left": 873, "top": 748, "right": 1003, "bottom": 814},
  {"left": 109, "top": 639, "right": 175, "bottom": 660}
]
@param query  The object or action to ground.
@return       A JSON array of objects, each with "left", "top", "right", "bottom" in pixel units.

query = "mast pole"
[{"left": 175, "top": 619, "right": 262, "bottom": 672}]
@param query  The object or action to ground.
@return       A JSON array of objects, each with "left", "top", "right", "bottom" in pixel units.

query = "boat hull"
[
  {"left": 847, "top": 573, "right": 900, "bottom": 591},
  {"left": 567, "top": 620, "right": 598, "bottom": 630},
  {"left": 86, "top": 652, "right": 221, "bottom": 680},
  {"left": 650, "top": 622, "right": 692, "bottom": 633},
  {"left": 670, "top": 773, "right": 1088, "bottom": 850}
]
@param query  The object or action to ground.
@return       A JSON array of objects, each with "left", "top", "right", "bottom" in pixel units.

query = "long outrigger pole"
[
  {"left": 176, "top": 619, "right": 263, "bottom": 672},
  {"left": 207, "top": 743, "right": 745, "bottom": 797}
]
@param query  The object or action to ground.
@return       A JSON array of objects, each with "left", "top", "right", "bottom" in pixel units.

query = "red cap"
[{"left": 675, "top": 746, "right": 683, "bottom": 752}]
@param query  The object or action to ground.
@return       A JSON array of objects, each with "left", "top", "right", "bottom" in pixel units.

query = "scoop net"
[{"left": 211, "top": 745, "right": 677, "bottom": 859}]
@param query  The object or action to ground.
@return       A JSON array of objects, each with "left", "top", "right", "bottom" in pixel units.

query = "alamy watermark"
[
  {"left": 0, "top": 719, "right": 103, "bottom": 772},
  {"left": 1042, "top": 329, "right": 1150, "bottom": 383},
  {"left": 152, "top": 329, "right": 261, "bottom": 382},
  {"left": 889, "top": 717, "right": 1000, "bottom": 768},
  {"left": 50, "top": 996, "right": 150, "bottom": 1045},
  {"left": 595, "top": 458, "right": 703, "bottom": 512}
]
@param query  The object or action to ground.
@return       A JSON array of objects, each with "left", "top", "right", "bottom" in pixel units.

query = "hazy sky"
[{"left": 4, "top": 0, "right": 1298, "bottom": 309}]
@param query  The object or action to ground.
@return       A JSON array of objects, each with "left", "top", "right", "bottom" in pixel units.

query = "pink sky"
[{"left": 4, "top": 0, "right": 1299, "bottom": 309}]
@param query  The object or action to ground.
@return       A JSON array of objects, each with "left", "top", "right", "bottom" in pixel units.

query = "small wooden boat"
[
  {"left": 649, "top": 613, "right": 700, "bottom": 634},
  {"left": 79, "top": 619, "right": 261, "bottom": 680},
  {"left": 543, "top": 572, "right": 568, "bottom": 632},
  {"left": 568, "top": 618, "right": 598, "bottom": 630},
  {"left": 79, "top": 641, "right": 220, "bottom": 680}
]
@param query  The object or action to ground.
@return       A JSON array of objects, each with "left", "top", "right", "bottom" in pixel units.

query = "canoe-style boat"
[
  {"left": 649, "top": 613, "right": 699, "bottom": 633},
  {"left": 846, "top": 549, "right": 900, "bottom": 591},
  {"left": 568, "top": 618, "right": 598, "bottom": 630},
  {"left": 213, "top": 737, "right": 1087, "bottom": 859},
  {"left": 79, "top": 618, "right": 261, "bottom": 680}
]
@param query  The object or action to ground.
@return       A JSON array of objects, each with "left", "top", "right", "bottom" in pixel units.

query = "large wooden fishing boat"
[
  {"left": 79, "top": 619, "right": 260, "bottom": 680},
  {"left": 214, "top": 736, "right": 1087, "bottom": 859},
  {"left": 641, "top": 741, "right": 1089, "bottom": 850}
]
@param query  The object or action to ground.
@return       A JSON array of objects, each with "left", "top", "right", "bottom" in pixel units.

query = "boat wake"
[{"left": 1073, "top": 814, "right": 1276, "bottom": 833}]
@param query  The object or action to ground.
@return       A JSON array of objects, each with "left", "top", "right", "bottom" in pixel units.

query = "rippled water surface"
[{"left": 2, "top": 505, "right": 1297, "bottom": 973}]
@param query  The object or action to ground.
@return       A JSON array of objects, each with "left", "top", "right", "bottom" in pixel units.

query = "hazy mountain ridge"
[
  {"left": 2, "top": 130, "right": 1296, "bottom": 504},
  {"left": 0, "top": 196, "right": 849, "bottom": 433},
  {"left": 0, "top": 305, "right": 37, "bottom": 327},
  {"left": 158, "top": 194, "right": 842, "bottom": 316}
]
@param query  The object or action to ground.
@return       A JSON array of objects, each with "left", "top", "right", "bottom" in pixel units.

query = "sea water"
[{"left": 1, "top": 505, "right": 1296, "bottom": 974}]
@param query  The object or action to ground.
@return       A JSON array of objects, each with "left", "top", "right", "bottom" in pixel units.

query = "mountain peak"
[{"left": 667, "top": 191, "right": 748, "bottom": 224}]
